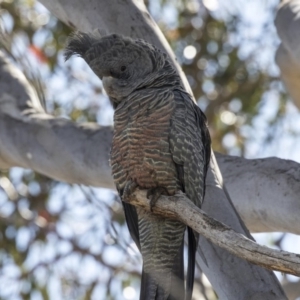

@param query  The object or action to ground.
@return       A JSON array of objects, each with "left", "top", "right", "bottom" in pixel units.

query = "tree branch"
[
  {"left": 0, "top": 53, "right": 113, "bottom": 188},
  {"left": 127, "top": 189, "right": 300, "bottom": 276},
  {"left": 216, "top": 153, "right": 300, "bottom": 234},
  {"left": 275, "top": 0, "right": 300, "bottom": 109},
  {"left": 282, "top": 279, "right": 300, "bottom": 300}
]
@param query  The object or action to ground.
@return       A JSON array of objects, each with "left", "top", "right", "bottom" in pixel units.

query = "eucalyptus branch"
[{"left": 127, "top": 189, "right": 300, "bottom": 276}]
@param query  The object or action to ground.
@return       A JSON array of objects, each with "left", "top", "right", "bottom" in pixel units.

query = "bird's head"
[{"left": 65, "top": 32, "right": 169, "bottom": 107}]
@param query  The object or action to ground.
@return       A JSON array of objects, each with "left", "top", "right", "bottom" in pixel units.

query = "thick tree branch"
[
  {"left": 282, "top": 279, "right": 300, "bottom": 300},
  {"left": 275, "top": 0, "right": 300, "bottom": 108},
  {"left": 0, "top": 53, "right": 113, "bottom": 188},
  {"left": 127, "top": 189, "right": 300, "bottom": 276},
  {"left": 216, "top": 153, "right": 300, "bottom": 234}
]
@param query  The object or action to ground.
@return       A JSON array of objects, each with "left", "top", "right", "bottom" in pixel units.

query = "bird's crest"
[
  {"left": 64, "top": 32, "right": 178, "bottom": 101},
  {"left": 64, "top": 32, "right": 97, "bottom": 61}
]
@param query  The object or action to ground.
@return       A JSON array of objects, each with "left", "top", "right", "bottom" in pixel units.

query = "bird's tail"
[{"left": 138, "top": 214, "right": 186, "bottom": 300}]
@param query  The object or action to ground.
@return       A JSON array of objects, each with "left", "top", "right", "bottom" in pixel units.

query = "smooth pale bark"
[
  {"left": 282, "top": 279, "right": 300, "bottom": 300},
  {"left": 216, "top": 153, "right": 300, "bottom": 234},
  {"left": 0, "top": 0, "right": 289, "bottom": 298},
  {"left": 275, "top": 0, "right": 300, "bottom": 109}
]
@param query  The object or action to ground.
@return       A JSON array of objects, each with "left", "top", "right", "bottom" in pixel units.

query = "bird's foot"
[
  {"left": 122, "top": 181, "right": 138, "bottom": 203},
  {"left": 146, "top": 187, "right": 168, "bottom": 212}
]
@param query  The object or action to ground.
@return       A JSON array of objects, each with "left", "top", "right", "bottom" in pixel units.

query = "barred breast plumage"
[{"left": 111, "top": 89, "right": 179, "bottom": 194}]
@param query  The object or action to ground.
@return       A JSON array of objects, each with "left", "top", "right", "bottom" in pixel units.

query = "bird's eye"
[{"left": 120, "top": 66, "right": 127, "bottom": 72}]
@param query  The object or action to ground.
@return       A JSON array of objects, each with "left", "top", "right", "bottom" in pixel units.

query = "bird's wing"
[
  {"left": 169, "top": 89, "right": 211, "bottom": 299},
  {"left": 170, "top": 89, "right": 211, "bottom": 207}
]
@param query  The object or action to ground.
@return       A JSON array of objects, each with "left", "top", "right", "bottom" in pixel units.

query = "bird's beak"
[
  {"left": 102, "top": 76, "right": 114, "bottom": 86},
  {"left": 91, "top": 67, "right": 111, "bottom": 81}
]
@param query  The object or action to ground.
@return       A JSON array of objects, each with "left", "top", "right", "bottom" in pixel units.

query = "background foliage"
[{"left": 0, "top": 0, "right": 297, "bottom": 299}]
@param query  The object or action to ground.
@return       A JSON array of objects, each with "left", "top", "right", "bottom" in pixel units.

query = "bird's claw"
[{"left": 147, "top": 187, "right": 168, "bottom": 212}]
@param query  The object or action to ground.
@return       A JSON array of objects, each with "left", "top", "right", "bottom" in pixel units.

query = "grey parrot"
[{"left": 65, "top": 32, "right": 211, "bottom": 300}]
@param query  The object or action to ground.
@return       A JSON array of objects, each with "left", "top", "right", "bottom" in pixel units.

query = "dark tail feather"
[
  {"left": 140, "top": 241, "right": 185, "bottom": 300},
  {"left": 140, "top": 269, "right": 156, "bottom": 300},
  {"left": 186, "top": 227, "right": 197, "bottom": 300},
  {"left": 122, "top": 202, "right": 140, "bottom": 250}
]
